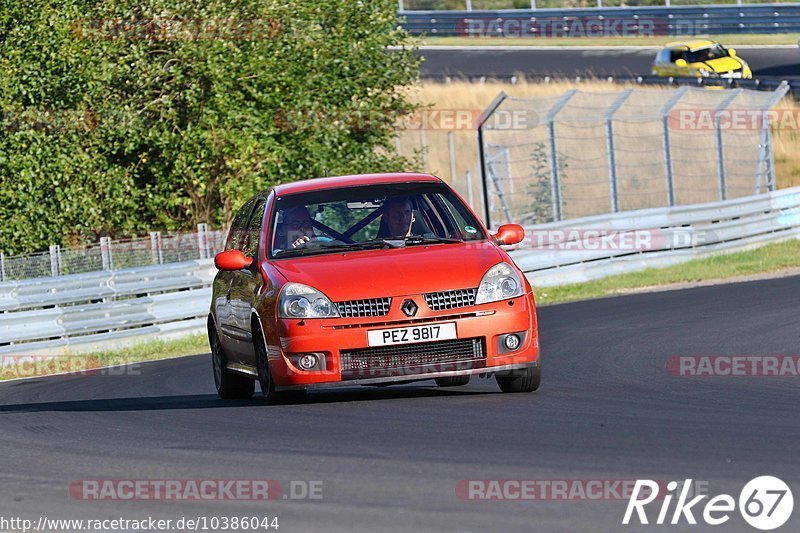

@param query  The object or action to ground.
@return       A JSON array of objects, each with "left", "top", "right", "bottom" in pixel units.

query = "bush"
[{"left": 0, "top": 0, "right": 420, "bottom": 254}]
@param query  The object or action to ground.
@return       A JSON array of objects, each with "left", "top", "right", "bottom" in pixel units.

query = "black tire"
[
  {"left": 210, "top": 327, "right": 255, "bottom": 400},
  {"left": 254, "top": 328, "right": 306, "bottom": 405},
  {"left": 435, "top": 376, "right": 470, "bottom": 387},
  {"left": 496, "top": 365, "right": 541, "bottom": 393}
]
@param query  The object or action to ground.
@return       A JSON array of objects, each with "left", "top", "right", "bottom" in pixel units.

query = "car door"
[
  {"left": 227, "top": 196, "right": 267, "bottom": 365},
  {"left": 216, "top": 197, "right": 257, "bottom": 358}
]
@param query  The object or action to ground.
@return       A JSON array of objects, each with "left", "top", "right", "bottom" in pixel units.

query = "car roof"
[
  {"left": 664, "top": 39, "right": 718, "bottom": 51},
  {"left": 270, "top": 172, "right": 443, "bottom": 196}
]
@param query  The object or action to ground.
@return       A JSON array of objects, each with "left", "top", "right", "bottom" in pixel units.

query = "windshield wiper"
[
  {"left": 337, "top": 239, "right": 405, "bottom": 251},
  {"left": 273, "top": 247, "right": 332, "bottom": 258}
]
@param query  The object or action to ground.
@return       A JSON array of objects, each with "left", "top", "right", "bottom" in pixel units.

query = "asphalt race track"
[
  {"left": 419, "top": 46, "right": 800, "bottom": 80},
  {"left": 1, "top": 276, "right": 800, "bottom": 532}
]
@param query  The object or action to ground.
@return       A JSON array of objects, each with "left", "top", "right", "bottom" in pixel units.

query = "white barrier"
[
  {"left": 510, "top": 187, "right": 800, "bottom": 286},
  {"left": 0, "top": 261, "right": 214, "bottom": 355}
]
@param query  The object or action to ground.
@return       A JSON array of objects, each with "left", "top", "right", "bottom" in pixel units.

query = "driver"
[
  {"left": 280, "top": 206, "right": 316, "bottom": 249},
  {"left": 379, "top": 196, "right": 415, "bottom": 238}
]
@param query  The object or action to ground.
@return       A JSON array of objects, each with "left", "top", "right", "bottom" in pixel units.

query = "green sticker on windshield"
[{"left": 465, "top": 226, "right": 477, "bottom": 234}]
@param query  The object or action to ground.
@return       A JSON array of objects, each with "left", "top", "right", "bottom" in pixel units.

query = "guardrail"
[
  {"left": 0, "top": 260, "right": 214, "bottom": 356},
  {"left": 401, "top": 4, "right": 800, "bottom": 36},
  {"left": 509, "top": 186, "right": 800, "bottom": 285}
]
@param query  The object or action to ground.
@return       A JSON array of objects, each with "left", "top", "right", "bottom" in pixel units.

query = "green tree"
[{"left": 0, "top": 0, "right": 420, "bottom": 254}]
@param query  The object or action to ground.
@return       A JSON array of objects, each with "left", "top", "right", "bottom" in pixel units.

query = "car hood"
[
  {"left": 693, "top": 56, "right": 745, "bottom": 72},
  {"left": 271, "top": 241, "right": 504, "bottom": 301}
]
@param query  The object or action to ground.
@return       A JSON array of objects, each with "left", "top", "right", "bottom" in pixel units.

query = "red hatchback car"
[{"left": 209, "top": 173, "right": 540, "bottom": 403}]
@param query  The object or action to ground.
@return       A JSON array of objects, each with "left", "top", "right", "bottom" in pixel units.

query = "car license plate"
[{"left": 367, "top": 323, "right": 457, "bottom": 347}]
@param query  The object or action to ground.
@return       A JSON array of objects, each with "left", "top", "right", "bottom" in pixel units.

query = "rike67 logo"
[{"left": 623, "top": 477, "right": 793, "bottom": 530}]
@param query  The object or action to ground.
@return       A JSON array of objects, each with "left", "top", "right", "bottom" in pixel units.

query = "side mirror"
[
  {"left": 728, "top": 48, "right": 737, "bottom": 57},
  {"left": 675, "top": 58, "right": 688, "bottom": 67},
  {"left": 214, "top": 249, "right": 253, "bottom": 271},
  {"left": 493, "top": 224, "right": 525, "bottom": 246}
]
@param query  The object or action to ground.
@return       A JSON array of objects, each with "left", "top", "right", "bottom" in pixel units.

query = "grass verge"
[
  {"left": 418, "top": 34, "right": 800, "bottom": 47},
  {"left": 0, "top": 334, "right": 209, "bottom": 381},
  {"left": 534, "top": 238, "right": 800, "bottom": 305}
]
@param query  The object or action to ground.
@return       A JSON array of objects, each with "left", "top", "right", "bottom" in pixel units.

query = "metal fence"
[
  {"left": 477, "top": 83, "right": 789, "bottom": 228},
  {"left": 401, "top": 4, "right": 800, "bottom": 35},
  {"left": 0, "top": 224, "right": 226, "bottom": 282}
]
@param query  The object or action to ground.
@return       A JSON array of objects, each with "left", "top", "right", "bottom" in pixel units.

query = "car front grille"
[
  {"left": 423, "top": 288, "right": 478, "bottom": 311},
  {"left": 340, "top": 337, "right": 485, "bottom": 380},
  {"left": 336, "top": 298, "right": 392, "bottom": 318}
]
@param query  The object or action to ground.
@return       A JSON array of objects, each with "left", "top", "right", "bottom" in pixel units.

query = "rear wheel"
[
  {"left": 210, "top": 327, "right": 255, "bottom": 399},
  {"left": 435, "top": 376, "right": 470, "bottom": 387},
  {"left": 496, "top": 365, "right": 541, "bottom": 393},
  {"left": 254, "top": 329, "right": 306, "bottom": 405}
]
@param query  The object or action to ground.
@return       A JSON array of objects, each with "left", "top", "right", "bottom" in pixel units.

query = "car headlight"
[
  {"left": 698, "top": 68, "right": 711, "bottom": 77},
  {"left": 475, "top": 262, "right": 524, "bottom": 305},
  {"left": 279, "top": 283, "right": 340, "bottom": 319}
]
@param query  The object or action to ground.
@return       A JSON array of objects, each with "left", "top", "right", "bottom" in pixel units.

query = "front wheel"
[
  {"left": 254, "top": 330, "right": 306, "bottom": 405},
  {"left": 496, "top": 365, "right": 541, "bottom": 393},
  {"left": 210, "top": 328, "right": 255, "bottom": 399}
]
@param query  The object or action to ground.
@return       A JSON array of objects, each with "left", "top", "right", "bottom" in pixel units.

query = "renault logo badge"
[{"left": 401, "top": 299, "right": 418, "bottom": 317}]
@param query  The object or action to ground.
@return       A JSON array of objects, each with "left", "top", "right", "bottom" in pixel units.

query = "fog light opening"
[
  {"left": 504, "top": 334, "right": 521, "bottom": 351},
  {"left": 298, "top": 354, "right": 319, "bottom": 371}
]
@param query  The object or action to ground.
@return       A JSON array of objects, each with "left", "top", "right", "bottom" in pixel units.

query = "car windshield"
[
  {"left": 683, "top": 44, "right": 728, "bottom": 63},
  {"left": 269, "top": 183, "right": 485, "bottom": 259}
]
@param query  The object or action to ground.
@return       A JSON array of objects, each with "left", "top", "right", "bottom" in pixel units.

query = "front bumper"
[
  {"left": 276, "top": 361, "right": 539, "bottom": 391},
  {"left": 265, "top": 292, "right": 539, "bottom": 389}
]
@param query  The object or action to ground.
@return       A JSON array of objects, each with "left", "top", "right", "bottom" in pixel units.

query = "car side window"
[
  {"left": 225, "top": 198, "right": 256, "bottom": 251},
  {"left": 241, "top": 198, "right": 266, "bottom": 258},
  {"left": 670, "top": 50, "right": 683, "bottom": 63}
]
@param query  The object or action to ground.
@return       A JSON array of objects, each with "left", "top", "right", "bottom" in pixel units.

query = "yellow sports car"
[{"left": 652, "top": 40, "right": 752, "bottom": 79}]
